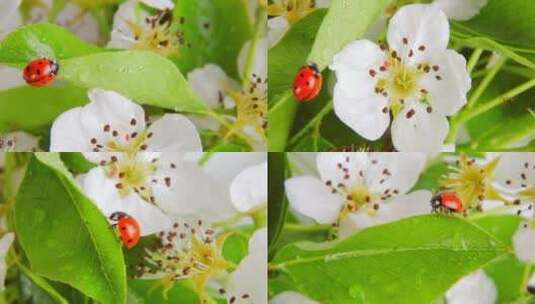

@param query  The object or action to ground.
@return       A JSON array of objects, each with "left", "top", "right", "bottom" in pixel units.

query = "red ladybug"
[
  {"left": 292, "top": 63, "right": 322, "bottom": 102},
  {"left": 23, "top": 58, "right": 59, "bottom": 87},
  {"left": 110, "top": 212, "right": 141, "bottom": 249},
  {"left": 431, "top": 192, "right": 464, "bottom": 213}
]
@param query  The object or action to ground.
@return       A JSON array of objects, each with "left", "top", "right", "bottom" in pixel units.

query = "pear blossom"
[
  {"left": 270, "top": 291, "right": 319, "bottom": 304},
  {"left": 330, "top": 4, "right": 471, "bottom": 152},
  {"left": 267, "top": 0, "right": 330, "bottom": 46},
  {"left": 187, "top": 64, "right": 239, "bottom": 111},
  {"left": 285, "top": 152, "right": 431, "bottom": 235},
  {"left": 238, "top": 38, "right": 268, "bottom": 81},
  {"left": 50, "top": 88, "right": 202, "bottom": 152},
  {"left": 445, "top": 270, "right": 497, "bottom": 304},
  {"left": 0, "top": 0, "right": 21, "bottom": 40},
  {"left": 0, "top": 233, "right": 14, "bottom": 290},
  {"left": 225, "top": 228, "right": 267, "bottom": 304},
  {"left": 108, "top": 1, "right": 179, "bottom": 55},
  {"left": 0, "top": 131, "right": 40, "bottom": 152}
]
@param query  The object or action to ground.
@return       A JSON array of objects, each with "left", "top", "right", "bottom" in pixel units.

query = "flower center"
[
  {"left": 137, "top": 221, "right": 232, "bottom": 298},
  {"left": 229, "top": 75, "right": 267, "bottom": 141},
  {"left": 0, "top": 136, "right": 15, "bottom": 151},
  {"left": 126, "top": 9, "right": 181, "bottom": 56},
  {"left": 105, "top": 155, "right": 156, "bottom": 201},
  {"left": 441, "top": 156, "right": 501, "bottom": 209},
  {"left": 268, "top": 0, "right": 317, "bottom": 24}
]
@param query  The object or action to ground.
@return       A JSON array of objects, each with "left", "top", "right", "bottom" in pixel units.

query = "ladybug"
[
  {"left": 23, "top": 58, "right": 59, "bottom": 87},
  {"left": 431, "top": 192, "right": 464, "bottom": 214},
  {"left": 292, "top": 63, "right": 322, "bottom": 102},
  {"left": 109, "top": 212, "right": 141, "bottom": 249}
]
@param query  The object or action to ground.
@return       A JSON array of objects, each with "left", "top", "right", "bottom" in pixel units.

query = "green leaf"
[
  {"left": 14, "top": 154, "right": 126, "bottom": 304},
  {"left": 472, "top": 215, "right": 529, "bottom": 303},
  {"left": 222, "top": 233, "right": 249, "bottom": 265},
  {"left": 172, "top": 0, "right": 253, "bottom": 78},
  {"left": 0, "top": 85, "right": 88, "bottom": 133},
  {"left": 453, "top": 0, "right": 535, "bottom": 49},
  {"left": 268, "top": 10, "right": 327, "bottom": 151},
  {"left": 59, "top": 50, "right": 207, "bottom": 113},
  {"left": 0, "top": 23, "right": 104, "bottom": 65},
  {"left": 268, "top": 153, "right": 289, "bottom": 259},
  {"left": 308, "top": 0, "right": 390, "bottom": 69},
  {"left": 60, "top": 152, "right": 96, "bottom": 174},
  {"left": 465, "top": 73, "right": 535, "bottom": 150},
  {"left": 412, "top": 161, "right": 449, "bottom": 192},
  {"left": 270, "top": 215, "right": 508, "bottom": 304},
  {"left": 128, "top": 279, "right": 199, "bottom": 304}
]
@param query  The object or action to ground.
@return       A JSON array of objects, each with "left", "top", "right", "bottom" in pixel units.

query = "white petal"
[
  {"left": 513, "top": 224, "right": 535, "bottom": 263},
  {"left": 446, "top": 270, "right": 497, "bottom": 304},
  {"left": 391, "top": 102, "right": 449, "bottom": 152},
  {"left": 227, "top": 229, "right": 267, "bottom": 304},
  {"left": 238, "top": 38, "right": 268, "bottom": 80},
  {"left": 420, "top": 50, "right": 471, "bottom": 116},
  {"left": 267, "top": 17, "right": 288, "bottom": 47},
  {"left": 0, "top": 233, "right": 14, "bottom": 290},
  {"left": 82, "top": 168, "right": 172, "bottom": 235},
  {"left": 270, "top": 291, "right": 319, "bottom": 304},
  {"left": 333, "top": 89, "right": 390, "bottom": 141},
  {"left": 432, "top": 0, "right": 488, "bottom": 21},
  {"left": 0, "top": 66, "right": 25, "bottom": 90},
  {"left": 139, "top": 0, "right": 174, "bottom": 10},
  {"left": 315, "top": 0, "right": 331, "bottom": 8},
  {"left": 344, "top": 190, "right": 431, "bottom": 231},
  {"left": 0, "top": 0, "right": 20, "bottom": 22},
  {"left": 230, "top": 162, "right": 267, "bottom": 212},
  {"left": 187, "top": 64, "right": 238, "bottom": 109},
  {"left": 330, "top": 40, "right": 386, "bottom": 76},
  {"left": 50, "top": 107, "right": 90, "bottom": 151},
  {"left": 145, "top": 114, "right": 202, "bottom": 151},
  {"left": 365, "top": 153, "right": 427, "bottom": 195},
  {"left": 387, "top": 4, "right": 449, "bottom": 63},
  {"left": 492, "top": 153, "right": 535, "bottom": 193},
  {"left": 153, "top": 161, "right": 237, "bottom": 222},
  {"left": 285, "top": 176, "right": 343, "bottom": 224}
]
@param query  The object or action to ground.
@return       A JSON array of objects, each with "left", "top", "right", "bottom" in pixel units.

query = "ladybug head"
[
  {"left": 307, "top": 62, "right": 320, "bottom": 74},
  {"left": 430, "top": 194, "right": 442, "bottom": 211},
  {"left": 109, "top": 211, "right": 130, "bottom": 221}
]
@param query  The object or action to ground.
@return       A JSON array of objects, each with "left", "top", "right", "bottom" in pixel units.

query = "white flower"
[
  {"left": 270, "top": 291, "right": 319, "bottom": 304},
  {"left": 230, "top": 162, "right": 267, "bottom": 212},
  {"left": 267, "top": 0, "right": 330, "bottom": 46},
  {"left": 285, "top": 153, "right": 431, "bottom": 234},
  {"left": 513, "top": 221, "right": 535, "bottom": 263},
  {"left": 0, "top": 131, "right": 39, "bottom": 152},
  {"left": 446, "top": 269, "right": 497, "bottom": 304},
  {"left": 50, "top": 88, "right": 202, "bottom": 152},
  {"left": 226, "top": 228, "right": 267, "bottom": 304},
  {"left": 0, "top": 66, "right": 25, "bottom": 90},
  {"left": 0, "top": 233, "right": 14, "bottom": 290},
  {"left": 108, "top": 1, "right": 178, "bottom": 55},
  {"left": 81, "top": 166, "right": 172, "bottom": 235},
  {"left": 432, "top": 0, "right": 488, "bottom": 21},
  {"left": 330, "top": 4, "right": 471, "bottom": 152}
]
